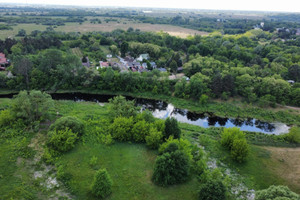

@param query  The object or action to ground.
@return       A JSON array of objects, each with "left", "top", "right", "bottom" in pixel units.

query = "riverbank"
[{"left": 1, "top": 89, "right": 299, "bottom": 126}]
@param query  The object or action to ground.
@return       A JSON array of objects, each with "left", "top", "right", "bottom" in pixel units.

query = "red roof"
[{"left": 0, "top": 53, "right": 7, "bottom": 64}]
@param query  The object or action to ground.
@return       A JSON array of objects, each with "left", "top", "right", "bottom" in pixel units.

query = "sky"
[{"left": 0, "top": 0, "right": 300, "bottom": 13}]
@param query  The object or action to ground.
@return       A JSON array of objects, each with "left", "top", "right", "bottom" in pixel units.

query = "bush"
[
  {"left": 164, "top": 117, "right": 181, "bottom": 139},
  {"left": 109, "top": 117, "right": 134, "bottom": 141},
  {"left": 198, "top": 179, "right": 226, "bottom": 200},
  {"left": 47, "top": 128, "right": 78, "bottom": 152},
  {"left": 50, "top": 116, "right": 85, "bottom": 136},
  {"left": 136, "top": 110, "right": 155, "bottom": 123},
  {"left": 132, "top": 120, "right": 150, "bottom": 142},
  {"left": 108, "top": 96, "right": 139, "bottom": 119},
  {"left": 146, "top": 127, "right": 163, "bottom": 149},
  {"left": 199, "top": 94, "right": 209, "bottom": 105},
  {"left": 285, "top": 126, "right": 300, "bottom": 144},
  {"left": 231, "top": 138, "right": 249, "bottom": 162},
  {"left": 159, "top": 137, "right": 193, "bottom": 161},
  {"left": 91, "top": 169, "right": 113, "bottom": 199},
  {"left": 0, "top": 109, "right": 14, "bottom": 127},
  {"left": 12, "top": 90, "right": 53, "bottom": 124},
  {"left": 152, "top": 150, "right": 190, "bottom": 186},
  {"left": 255, "top": 185, "right": 299, "bottom": 200},
  {"left": 220, "top": 127, "right": 245, "bottom": 149}
]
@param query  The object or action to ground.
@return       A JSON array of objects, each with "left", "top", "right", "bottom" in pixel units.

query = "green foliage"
[
  {"left": 109, "top": 116, "right": 134, "bottom": 141},
  {"left": 0, "top": 109, "right": 14, "bottom": 127},
  {"left": 231, "top": 138, "right": 249, "bottom": 162},
  {"left": 159, "top": 137, "right": 193, "bottom": 161},
  {"left": 221, "top": 128, "right": 249, "bottom": 162},
  {"left": 284, "top": 126, "right": 300, "bottom": 144},
  {"left": 220, "top": 127, "right": 245, "bottom": 149},
  {"left": 136, "top": 110, "right": 155, "bottom": 123},
  {"left": 91, "top": 169, "right": 113, "bottom": 199},
  {"left": 89, "top": 156, "right": 98, "bottom": 167},
  {"left": 98, "top": 134, "right": 114, "bottom": 145},
  {"left": 47, "top": 128, "right": 78, "bottom": 152},
  {"left": 198, "top": 179, "right": 227, "bottom": 200},
  {"left": 132, "top": 120, "right": 150, "bottom": 142},
  {"left": 145, "top": 127, "right": 163, "bottom": 149},
  {"left": 12, "top": 90, "right": 53, "bottom": 124},
  {"left": 108, "top": 96, "right": 139, "bottom": 119},
  {"left": 255, "top": 185, "right": 300, "bottom": 200},
  {"left": 199, "top": 94, "right": 209, "bottom": 105},
  {"left": 50, "top": 116, "right": 85, "bottom": 136},
  {"left": 164, "top": 117, "right": 181, "bottom": 139},
  {"left": 152, "top": 150, "right": 190, "bottom": 186}
]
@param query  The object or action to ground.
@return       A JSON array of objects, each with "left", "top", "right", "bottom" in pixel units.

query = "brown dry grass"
[{"left": 263, "top": 146, "right": 300, "bottom": 193}]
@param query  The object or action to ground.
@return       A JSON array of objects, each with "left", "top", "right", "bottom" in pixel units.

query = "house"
[
  {"left": 0, "top": 53, "right": 9, "bottom": 67},
  {"left": 106, "top": 54, "right": 112, "bottom": 58},
  {"left": 157, "top": 68, "right": 167, "bottom": 72},
  {"left": 99, "top": 61, "right": 109, "bottom": 68},
  {"left": 142, "top": 63, "right": 148, "bottom": 69},
  {"left": 296, "top": 28, "right": 300, "bottom": 36},
  {"left": 150, "top": 62, "right": 157, "bottom": 69},
  {"left": 287, "top": 80, "right": 295, "bottom": 84},
  {"left": 136, "top": 54, "right": 149, "bottom": 62}
]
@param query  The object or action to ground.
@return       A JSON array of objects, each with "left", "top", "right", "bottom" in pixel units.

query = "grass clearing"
[{"left": 0, "top": 19, "right": 208, "bottom": 39}]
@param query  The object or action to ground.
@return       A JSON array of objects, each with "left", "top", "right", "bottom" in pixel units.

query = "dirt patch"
[{"left": 263, "top": 146, "right": 300, "bottom": 192}]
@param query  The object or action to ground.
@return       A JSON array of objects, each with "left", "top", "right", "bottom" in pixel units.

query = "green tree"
[
  {"left": 16, "top": 29, "right": 26, "bottom": 36},
  {"left": 255, "top": 185, "right": 299, "bottom": 200},
  {"left": 109, "top": 45, "right": 118, "bottom": 55},
  {"left": 285, "top": 126, "right": 300, "bottom": 144},
  {"left": 120, "top": 41, "right": 129, "bottom": 57},
  {"left": 108, "top": 96, "right": 139, "bottom": 119},
  {"left": 220, "top": 127, "right": 245, "bottom": 149},
  {"left": 12, "top": 90, "right": 53, "bottom": 123},
  {"left": 199, "top": 94, "right": 209, "bottom": 105},
  {"left": 132, "top": 120, "right": 150, "bottom": 142},
  {"left": 50, "top": 116, "right": 85, "bottom": 136},
  {"left": 91, "top": 169, "right": 113, "bottom": 199},
  {"left": 152, "top": 150, "right": 190, "bottom": 186},
  {"left": 146, "top": 127, "right": 163, "bottom": 149},
  {"left": 164, "top": 117, "right": 181, "bottom": 139},
  {"left": 169, "top": 60, "right": 178, "bottom": 74},
  {"left": 231, "top": 138, "right": 249, "bottom": 162},
  {"left": 109, "top": 117, "right": 134, "bottom": 141},
  {"left": 198, "top": 179, "right": 226, "bottom": 200}
]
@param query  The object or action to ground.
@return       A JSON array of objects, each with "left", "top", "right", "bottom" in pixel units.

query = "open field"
[
  {"left": 263, "top": 146, "right": 300, "bottom": 193},
  {"left": 0, "top": 18, "right": 208, "bottom": 40}
]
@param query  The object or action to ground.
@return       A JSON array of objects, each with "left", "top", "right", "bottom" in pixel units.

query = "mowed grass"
[
  {"left": 0, "top": 17, "right": 208, "bottom": 39},
  {"left": 57, "top": 142, "right": 198, "bottom": 200}
]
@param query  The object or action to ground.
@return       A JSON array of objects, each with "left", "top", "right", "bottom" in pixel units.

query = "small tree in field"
[
  {"left": 152, "top": 150, "right": 190, "bottom": 186},
  {"left": 198, "top": 179, "right": 226, "bottom": 200},
  {"left": 164, "top": 117, "right": 181, "bottom": 139},
  {"left": 91, "top": 169, "right": 113, "bottom": 199},
  {"left": 231, "top": 138, "right": 249, "bottom": 163}
]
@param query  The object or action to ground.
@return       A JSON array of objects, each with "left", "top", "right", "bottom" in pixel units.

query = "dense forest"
[{"left": 0, "top": 27, "right": 299, "bottom": 107}]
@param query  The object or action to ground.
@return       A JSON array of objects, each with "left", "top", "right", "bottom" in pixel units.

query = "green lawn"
[{"left": 56, "top": 142, "right": 198, "bottom": 200}]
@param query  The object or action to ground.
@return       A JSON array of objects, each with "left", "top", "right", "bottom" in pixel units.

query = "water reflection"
[{"left": 41, "top": 93, "right": 290, "bottom": 135}]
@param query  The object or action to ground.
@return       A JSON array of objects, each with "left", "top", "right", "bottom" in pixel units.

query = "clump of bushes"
[
  {"left": 145, "top": 127, "right": 163, "bottom": 149},
  {"left": 220, "top": 127, "right": 249, "bottom": 162},
  {"left": 50, "top": 116, "right": 85, "bottom": 136},
  {"left": 164, "top": 117, "right": 181, "bottom": 139},
  {"left": 152, "top": 143, "right": 190, "bottom": 186},
  {"left": 47, "top": 128, "right": 78, "bottom": 152},
  {"left": 284, "top": 126, "right": 300, "bottom": 144},
  {"left": 91, "top": 169, "right": 113, "bottom": 199},
  {"left": 255, "top": 185, "right": 299, "bottom": 200},
  {"left": 198, "top": 178, "right": 226, "bottom": 200}
]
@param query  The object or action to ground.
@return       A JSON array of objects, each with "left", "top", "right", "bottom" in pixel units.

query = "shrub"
[
  {"left": 136, "top": 110, "right": 155, "bottom": 123},
  {"left": 159, "top": 137, "right": 193, "bottom": 161},
  {"left": 255, "top": 185, "right": 299, "bottom": 200},
  {"left": 285, "top": 126, "right": 300, "bottom": 144},
  {"left": 50, "top": 116, "right": 85, "bottom": 136},
  {"left": 152, "top": 150, "right": 190, "bottom": 186},
  {"left": 146, "top": 127, "right": 163, "bottom": 149},
  {"left": 12, "top": 90, "right": 53, "bottom": 124},
  {"left": 198, "top": 179, "right": 226, "bottom": 200},
  {"left": 220, "top": 127, "right": 245, "bottom": 149},
  {"left": 132, "top": 120, "right": 150, "bottom": 142},
  {"left": 199, "top": 94, "right": 209, "bottom": 105},
  {"left": 47, "top": 128, "right": 78, "bottom": 152},
  {"left": 0, "top": 109, "right": 14, "bottom": 127},
  {"left": 231, "top": 138, "right": 249, "bottom": 163},
  {"left": 89, "top": 156, "right": 98, "bottom": 167},
  {"left": 164, "top": 117, "right": 181, "bottom": 139},
  {"left": 109, "top": 116, "right": 134, "bottom": 141},
  {"left": 91, "top": 169, "right": 113, "bottom": 199},
  {"left": 108, "top": 95, "right": 139, "bottom": 119},
  {"left": 98, "top": 134, "right": 114, "bottom": 145}
]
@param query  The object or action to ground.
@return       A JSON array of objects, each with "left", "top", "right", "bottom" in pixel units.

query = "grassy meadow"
[
  {"left": 0, "top": 17, "right": 208, "bottom": 40},
  {"left": 0, "top": 98, "right": 300, "bottom": 199}
]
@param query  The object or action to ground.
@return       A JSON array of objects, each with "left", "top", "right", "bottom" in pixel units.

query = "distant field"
[{"left": 0, "top": 18, "right": 208, "bottom": 40}]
